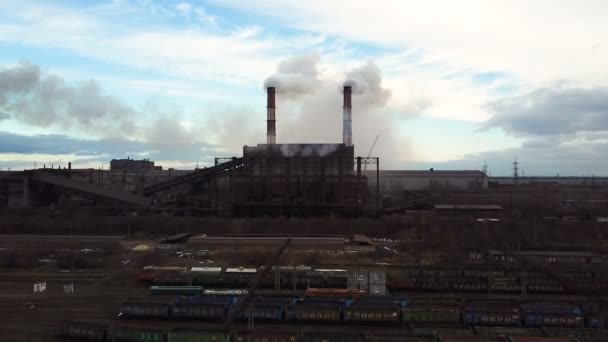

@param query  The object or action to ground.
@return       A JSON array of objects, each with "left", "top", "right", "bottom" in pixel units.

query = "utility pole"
[
  {"left": 513, "top": 157, "right": 519, "bottom": 185},
  {"left": 364, "top": 134, "right": 379, "bottom": 171}
]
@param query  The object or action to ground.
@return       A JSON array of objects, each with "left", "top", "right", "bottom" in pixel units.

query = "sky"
[{"left": 0, "top": 0, "right": 607, "bottom": 176}]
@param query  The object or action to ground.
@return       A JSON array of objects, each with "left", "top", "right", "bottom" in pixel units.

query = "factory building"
[
  {"left": 348, "top": 268, "right": 387, "bottom": 295},
  {"left": 364, "top": 170, "right": 488, "bottom": 193},
  {"left": 228, "top": 86, "right": 369, "bottom": 214},
  {"left": 110, "top": 158, "right": 161, "bottom": 172}
]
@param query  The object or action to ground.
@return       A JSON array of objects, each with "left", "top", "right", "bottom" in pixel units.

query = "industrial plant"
[
  {"left": 2, "top": 82, "right": 608, "bottom": 342},
  {"left": 3, "top": 84, "right": 607, "bottom": 217}
]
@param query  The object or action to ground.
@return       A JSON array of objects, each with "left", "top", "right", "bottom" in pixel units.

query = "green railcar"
[
  {"left": 192, "top": 273, "right": 240, "bottom": 288},
  {"left": 402, "top": 306, "right": 461, "bottom": 324},
  {"left": 409, "top": 325, "right": 474, "bottom": 338},
  {"left": 167, "top": 330, "right": 227, "bottom": 342},
  {"left": 113, "top": 327, "right": 166, "bottom": 342}
]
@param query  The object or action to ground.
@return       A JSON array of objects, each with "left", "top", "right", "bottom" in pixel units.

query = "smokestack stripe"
[{"left": 343, "top": 85, "right": 352, "bottom": 146}]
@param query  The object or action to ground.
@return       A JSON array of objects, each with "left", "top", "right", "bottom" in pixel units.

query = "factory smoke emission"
[
  {"left": 0, "top": 61, "right": 136, "bottom": 135},
  {"left": 263, "top": 55, "right": 406, "bottom": 167}
]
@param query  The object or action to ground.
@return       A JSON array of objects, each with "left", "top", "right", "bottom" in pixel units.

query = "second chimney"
[
  {"left": 267, "top": 87, "right": 276, "bottom": 144},
  {"left": 343, "top": 85, "right": 352, "bottom": 146}
]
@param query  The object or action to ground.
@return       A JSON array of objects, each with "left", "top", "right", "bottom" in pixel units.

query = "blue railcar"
[
  {"left": 463, "top": 301, "right": 521, "bottom": 326},
  {"left": 170, "top": 295, "right": 236, "bottom": 320},
  {"left": 240, "top": 296, "right": 293, "bottom": 321},
  {"left": 286, "top": 301, "right": 344, "bottom": 322},
  {"left": 521, "top": 303, "right": 583, "bottom": 327}
]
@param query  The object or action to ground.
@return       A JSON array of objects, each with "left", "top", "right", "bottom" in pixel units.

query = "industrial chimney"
[
  {"left": 343, "top": 85, "right": 352, "bottom": 146},
  {"left": 267, "top": 87, "right": 276, "bottom": 144}
]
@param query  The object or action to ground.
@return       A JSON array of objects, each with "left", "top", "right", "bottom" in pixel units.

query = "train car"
[
  {"left": 240, "top": 296, "right": 293, "bottom": 321},
  {"left": 139, "top": 266, "right": 189, "bottom": 283},
  {"left": 462, "top": 264, "right": 504, "bottom": 278},
  {"left": 152, "top": 273, "right": 193, "bottom": 286},
  {"left": 191, "top": 267, "right": 240, "bottom": 288},
  {"left": 402, "top": 305, "right": 461, "bottom": 324},
  {"left": 118, "top": 300, "right": 173, "bottom": 319},
  {"left": 527, "top": 280, "right": 565, "bottom": 294},
  {"left": 225, "top": 267, "right": 257, "bottom": 288},
  {"left": 112, "top": 326, "right": 166, "bottom": 342},
  {"left": 233, "top": 330, "right": 299, "bottom": 342},
  {"left": 56, "top": 320, "right": 109, "bottom": 341},
  {"left": 489, "top": 276, "right": 522, "bottom": 293},
  {"left": 285, "top": 301, "right": 344, "bottom": 322},
  {"left": 521, "top": 303, "right": 583, "bottom": 328},
  {"left": 150, "top": 286, "right": 203, "bottom": 296},
  {"left": 166, "top": 330, "right": 227, "bottom": 342},
  {"left": 473, "top": 327, "right": 543, "bottom": 339},
  {"left": 450, "top": 277, "right": 488, "bottom": 292},
  {"left": 410, "top": 325, "right": 475, "bottom": 338},
  {"left": 541, "top": 327, "right": 602, "bottom": 339},
  {"left": 306, "top": 288, "right": 361, "bottom": 300},
  {"left": 344, "top": 296, "right": 406, "bottom": 324},
  {"left": 463, "top": 301, "right": 521, "bottom": 326},
  {"left": 308, "top": 268, "right": 349, "bottom": 289},
  {"left": 344, "top": 302, "right": 400, "bottom": 324},
  {"left": 416, "top": 276, "right": 450, "bottom": 291},
  {"left": 170, "top": 296, "right": 235, "bottom": 320}
]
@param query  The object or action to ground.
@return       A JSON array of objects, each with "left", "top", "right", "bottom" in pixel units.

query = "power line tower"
[
  {"left": 513, "top": 157, "right": 519, "bottom": 184},
  {"left": 482, "top": 161, "right": 488, "bottom": 175}
]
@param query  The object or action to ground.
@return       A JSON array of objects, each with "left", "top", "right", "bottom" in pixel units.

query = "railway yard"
[{"left": 1, "top": 227, "right": 608, "bottom": 342}]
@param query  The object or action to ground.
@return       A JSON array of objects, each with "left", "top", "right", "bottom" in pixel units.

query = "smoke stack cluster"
[
  {"left": 267, "top": 87, "right": 276, "bottom": 144},
  {"left": 343, "top": 85, "right": 352, "bottom": 146}
]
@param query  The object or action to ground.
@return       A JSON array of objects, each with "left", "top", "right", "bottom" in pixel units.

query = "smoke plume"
[
  {"left": 263, "top": 53, "right": 321, "bottom": 98},
  {"left": 0, "top": 62, "right": 137, "bottom": 137},
  {"left": 263, "top": 55, "right": 411, "bottom": 168}
]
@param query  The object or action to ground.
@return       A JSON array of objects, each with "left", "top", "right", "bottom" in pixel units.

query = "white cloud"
[{"left": 216, "top": 0, "right": 608, "bottom": 86}]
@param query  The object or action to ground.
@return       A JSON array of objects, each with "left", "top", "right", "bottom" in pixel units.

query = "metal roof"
[
  {"left": 191, "top": 267, "right": 222, "bottom": 273},
  {"left": 434, "top": 204, "right": 503, "bottom": 210},
  {"left": 366, "top": 170, "right": 485, "bottom": 178}
]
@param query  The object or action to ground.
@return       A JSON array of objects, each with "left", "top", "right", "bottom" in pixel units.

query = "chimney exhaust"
[
  {"left": 343, "top": 85, "right": 352, "bottom": 146},
  {"left": 267, "top": 87, "right": 276, "bottom": 144}
]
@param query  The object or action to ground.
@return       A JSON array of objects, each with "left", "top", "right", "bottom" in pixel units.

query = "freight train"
[
  {"left": 117, "top": 291, "right": 601, "bottom": 329},
  {"left": 57, "top": 321, "right": 370, "bottom": 342},
  {"left": 138, "top": 264, "right": 608, "bottom": 295}
]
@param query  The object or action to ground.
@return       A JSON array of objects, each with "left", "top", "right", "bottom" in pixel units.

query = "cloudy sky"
[{"left": 1, "top": 0, "right": 607, "bottom": 175}]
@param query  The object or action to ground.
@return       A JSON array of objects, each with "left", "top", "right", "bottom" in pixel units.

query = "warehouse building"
[
  {"left": 365, "top": 170, "right": 488, "bottom": 193},
  {"left": 348, "top": 268, "right": 387, "bottom": 295}
]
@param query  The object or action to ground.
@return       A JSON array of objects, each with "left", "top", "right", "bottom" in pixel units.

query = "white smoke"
[
  {"left": 263, "top": 55, "right": 412, "bottom": 168},
  {"left": 344, "top": 62, "right": 391, "bottom": 106},
  {"left": 279, "top": 143, "right": 339, "bottom": 157},
  {"left": 263, "top": 53, "right": 321, "bottom": 98},
  {"left": 0, "top": 62, "right": 136, "bottom": 137}
]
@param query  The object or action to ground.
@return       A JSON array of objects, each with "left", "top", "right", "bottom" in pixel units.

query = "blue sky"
[{"left": 1, "top": 0, "right": 608, "bottom": 175}]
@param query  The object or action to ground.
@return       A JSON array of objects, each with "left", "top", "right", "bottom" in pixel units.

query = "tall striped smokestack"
[
  {"left": 343, "top": 85, "right": 352, "bottom": 146},
  {"left": 267, "top": 86, "right": 276, "bottom": 144}
]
